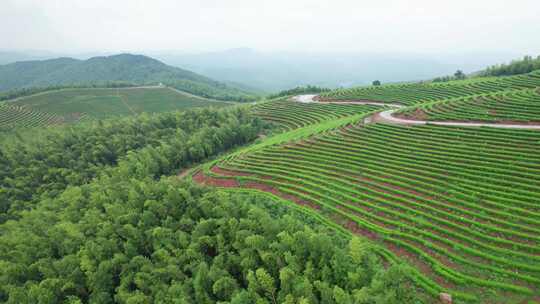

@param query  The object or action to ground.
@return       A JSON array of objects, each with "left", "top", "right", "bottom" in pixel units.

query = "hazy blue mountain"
[{"left": 152, "top": 49, "right": 514, "bottom": 91}]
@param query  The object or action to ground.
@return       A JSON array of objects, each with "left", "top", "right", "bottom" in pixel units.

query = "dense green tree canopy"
[
  {"left": 0, "top": 106, "right": 265, "bottom": 222},
  {"left": 480, "top": 55, "right": 540, "bottom": 77},
  {"left": 0, "top": 178, "right": 418, "bottom": 303},
  {"left": 268, "top": 86, "right": 330, "bottom": 99}
]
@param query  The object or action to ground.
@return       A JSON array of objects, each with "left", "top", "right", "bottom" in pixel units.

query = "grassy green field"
[{"left": 0, "top": 86, "right": 232, "bottom": 130}]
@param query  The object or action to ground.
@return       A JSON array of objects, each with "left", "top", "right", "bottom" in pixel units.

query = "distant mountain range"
[
  {"left": 0, "top": 49, "right": 523, "bottom": 93},
  {"left": 0, "top": 53, "right": 256, "bottom": 101},
  {"left": 151, "top": 48, "right": 521, "bottom": 92}
]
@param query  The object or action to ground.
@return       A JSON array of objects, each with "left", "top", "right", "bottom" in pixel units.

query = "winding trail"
[
  {"left": 166, "top": 86, "right": 237, "bottom": 104},
  {"left": 294, "top": 95, "right": 540, "bottom": 130}
]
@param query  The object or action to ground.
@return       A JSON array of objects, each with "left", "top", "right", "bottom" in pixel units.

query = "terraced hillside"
[
  {"left": 397, "top": 87, "right": 540, "bottom": 123},
  {"left": 0, "top": 104, "right": 81, "bottom": 130},
  {"left": 194, "top": 66, "right": 540, "bottom": 303},
  {"left": 197, "top": 122, "right": 540, "bottom": 303},
  {"left": 0, "top": 86, "right": 231, "bottom": 130},
  {"left": 320, "top": 70, "right": 540, "bottom": 106},
  {"left": 251, "top": 99, "right": 382, "bottom": 130},
  {"left": 12, "top": 87, "right": 230, "bottom": 118}
]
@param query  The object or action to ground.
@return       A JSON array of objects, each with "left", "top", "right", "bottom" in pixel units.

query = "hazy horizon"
[
  {"left": 0, "top": 47, "right": 531, "bottom": 92},
  {"left": 2, "top": 0, "right": 540, "bottom": 55},
  {"left": 2, "top": 0, "right": 539, "bottom": 91}
]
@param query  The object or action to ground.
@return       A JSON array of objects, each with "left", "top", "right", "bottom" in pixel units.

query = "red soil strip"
[
  {"left": 199, "top": 166, "right": 321, "bottom": 211},
  {"left": 322, "top": 211, "right": 381, "bottom": 243},
  {"left": 211, "top": 165, "right": 252, "bottom": 177},
  {"left": 243, "top": 181, "right": 321, "bottom": 210},
  {"left": 394, "top": 108, "right": 429, "bottom": 120},
  {"left": 193, "top": 170, "right": 239, "bottom": 187},
  {"left": 396, "top": 236, "right": 460, "bottom": 270},
  {"left": 384, "top": 241, "right": 455, "bottom": 289},
  {"left": 177, "top": 168, "right": 192, "bottom": 179}
]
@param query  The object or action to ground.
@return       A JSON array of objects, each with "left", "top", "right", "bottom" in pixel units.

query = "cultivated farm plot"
[
  {"left": 398, "top": 87, "right": 540, "bottom": 123},
  {"left": 0, "top": 104, "right": 76, "bottom": 130},
  {"left": 193, "top": 71, "right": 540, "bottom": 303},
  {"left": 251, "top": 99, "right": 383, "bottom": 130},
  {"left": 0, "top": 87, "right": 231, "bottom": 131},
  {"left": 320, "top": 70, "right": 540, "bottom": 106},
  {"left": 11, "top": 87, "right": 230, "bottom": 119},
  {"left": 198, "top": 122, "right": 540, "bottom": 303}
]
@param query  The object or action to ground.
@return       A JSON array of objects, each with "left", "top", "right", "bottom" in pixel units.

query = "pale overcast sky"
[{"left": 2, "top": 0, "right": 539, "bottom": 54}]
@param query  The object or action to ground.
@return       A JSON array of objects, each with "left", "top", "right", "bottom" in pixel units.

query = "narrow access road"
[
  {"left": 166, "top": 86, "right": 237, "bottom": 104},
  {"left": 291, "top": 94, "right": 318, "bottom": 103},
  {"left": 293, "top": 94, "right": 540, "bottom": 130}
]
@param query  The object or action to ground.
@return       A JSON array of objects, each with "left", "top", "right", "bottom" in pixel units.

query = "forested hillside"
[
  {"left": 479, "top": 55, "right": 540, "bottom": 77},
  {"left": 0, "top": 54, "right": 256, "bottom": 101},
  {"left": 0, "top": 107, "right": 264, "bottom": 221}
]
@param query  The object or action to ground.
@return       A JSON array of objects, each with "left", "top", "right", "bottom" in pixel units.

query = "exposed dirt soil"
[
  {"left": 177, "top": 167, "right": 194, "bottom": 179},
  {"left": 394, "top": 108, "right": 429, "bottom": 120},
  {"left": 384, "top": 241, "right": 455, "bottom": 289},
  {"left": 192, "top": 170, "right": 239, "bottom": 187},
  {"left": 211, "top": 165, "right": 252, "bottom": 177}
]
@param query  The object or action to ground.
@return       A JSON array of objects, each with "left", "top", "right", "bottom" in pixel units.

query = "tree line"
[
  {"left": 0, "top": 107, "right": 266, "bottom": 222},
  {"left": 480, "top": 55, "right": 540, "bottom": 77},
  {"left": 268, "top": 86, "right": 331, "bottom": 99},
  {"left": 432, "top": 70, "right": 467, "bottom": 83}
]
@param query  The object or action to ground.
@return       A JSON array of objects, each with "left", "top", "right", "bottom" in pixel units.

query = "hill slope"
[
  {"left": 0, "top": 54, "right": 256, "bottom": 101},
  {"left": 0, "top": 87, "right": 232, "bottom": 131}
]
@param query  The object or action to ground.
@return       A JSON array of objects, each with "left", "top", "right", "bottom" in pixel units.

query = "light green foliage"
[
  {"left": 480, "top": 55, "right": 540, "bottom": 77},
  {"left": 251, "top": 99, "right": 381, "bottom": 131},
  {"left": 0, "top": 87, "right": 231, "bottom": 130},
  {"left": 0, "top": 178, "right": 417, "bottom": 303},
  {"left": 211, "top": 121, "right": 540, "bottom": 302},
  {"left": 321, "top": 70, "right": 540, "bottom": 106},
  {"left": 399, "top": 87, "right": 540, "bottom": 122},
  {"left": 0, "top": 103, "right": 66, "bottom": 130}
]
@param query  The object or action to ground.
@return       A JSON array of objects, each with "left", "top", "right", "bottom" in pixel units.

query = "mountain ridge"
[{"left": 0, "top": 53, "right": 256, "bottom": 101}]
